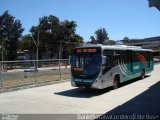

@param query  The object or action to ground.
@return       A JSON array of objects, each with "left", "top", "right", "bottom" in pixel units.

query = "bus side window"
[
  {"left": 103, "top": 50, "right": 113, "bottom": 67},
  {"left": 105, "top": 55, "right": 112, "bottom": 67},
  {"left": 113, "top": 56, "right": 118, "bottom": 65},
  {"left": 113, "top": 51, "right": 120, "bottom": 65}
]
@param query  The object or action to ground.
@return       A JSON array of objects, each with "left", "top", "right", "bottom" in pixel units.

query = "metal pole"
[
  {"left": 0, "top": 61, "right": 2, "bottom": 89},
  {"left": 34, "top": 61, "right": 37, "bottom": 83},
  {"left": 1, "top": 40, "right": 3, "bottom": 70},
  {"left": 37, "top": 31, "right": 39, "bottom": 68},
  {"left": 59, "top": 41, "right": 62, "bottom": 80},
  {"left": 31, "top": 31, "right": 39, "bottom": 69}
]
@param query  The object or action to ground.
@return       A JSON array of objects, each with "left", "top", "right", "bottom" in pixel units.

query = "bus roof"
[{"left": 76, "top": 44, "right": 153, "bottom": 52}]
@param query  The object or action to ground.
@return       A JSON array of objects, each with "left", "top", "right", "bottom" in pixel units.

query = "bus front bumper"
[{"left": 71, "top": 78, "right": 103, "bottom": 89}]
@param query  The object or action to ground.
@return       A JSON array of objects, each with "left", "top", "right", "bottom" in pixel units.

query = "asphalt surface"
[{"left": 0, "top": 64, "right": 160, "bottom": 120}]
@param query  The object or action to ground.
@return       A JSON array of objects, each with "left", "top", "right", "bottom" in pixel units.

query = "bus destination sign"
[{"left": 76, "top": 48, "right": 97, "bottom": 53}]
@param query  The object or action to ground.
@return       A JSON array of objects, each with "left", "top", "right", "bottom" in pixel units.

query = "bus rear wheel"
[
  {"left": 141, "top": 69, "right": 145, "bottom": 79},
  {"left": 113, "top": 76, "right": 120, "bottom": 89}
]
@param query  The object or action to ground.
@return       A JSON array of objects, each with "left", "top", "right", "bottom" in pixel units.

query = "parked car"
[{"left": 24, "top": 67, "right": 38, "bottom": 72}]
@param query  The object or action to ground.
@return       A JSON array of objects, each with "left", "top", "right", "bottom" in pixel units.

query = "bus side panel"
[{"left": 131, "top": 51, "right": 143, "bottom": 77}]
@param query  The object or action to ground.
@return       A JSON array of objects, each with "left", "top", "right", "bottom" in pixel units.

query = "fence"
[{"left": 0, "top": 59, "right": 70, "bottom": 90}]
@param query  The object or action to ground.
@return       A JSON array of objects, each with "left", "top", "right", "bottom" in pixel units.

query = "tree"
[
  {"left": 107, "top": 40, "right": 117, "bottom": 45},
  {"left": 122, "top": 36, "right": 130, "bottom": 44},
  {"left": 28, "top": 15, "right": 83, "bottom": 59},
  {"left": 149, "top": 0, "right": 160, "bottom": 11},
  {"left": 0, "top": 11, "right": 24, "bottom": 61},
  {"left": 30, "top": 26, "right": 41, "bottom": 62},
  {"left": 90, "top": 28, "right": 109, "bottom": 44},
  {"left": 64, "top": 34, "right": 83, "bottom": 57},
  {"left": 19, "top": 34, "right": 35, "bottom": 59},
  {"left": 19, "top": 34, "right": 33, "bottom": 50},
  {"left": 90, "top": 36, "right": 96, "bottom": 44},
  {"left": 39, "top": 15, "right": 60, "bottom": 59}
]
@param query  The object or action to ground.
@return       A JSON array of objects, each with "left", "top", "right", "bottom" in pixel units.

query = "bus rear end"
[{"left": 70, "top": 47, "right": 103, "bottom": 89}]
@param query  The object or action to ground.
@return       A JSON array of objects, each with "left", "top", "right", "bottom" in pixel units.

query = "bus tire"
[
  {"left": 140, "top": 69, "right": 145, "bottom": 79},
  {"left": 113, "top": 75, "right": 120, "bottom": 89}
]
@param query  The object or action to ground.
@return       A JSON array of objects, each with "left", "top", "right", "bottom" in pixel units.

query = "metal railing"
[{"left": 0, "top": 59, "right": 70, "bottom": 90}]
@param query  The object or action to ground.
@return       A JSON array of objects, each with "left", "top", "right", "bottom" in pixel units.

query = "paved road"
[{"left": 0, "top": 64, "right": 160, "bottom": 119}]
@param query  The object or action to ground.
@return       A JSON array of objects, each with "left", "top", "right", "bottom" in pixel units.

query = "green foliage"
[
  {"left": 19, "top": 34, "right": 34, "bottom": 51},
  {"left": 0, "top": 11, "right": 83, "bottom": 60},
  {"left": 107, "top": 40, "right": 117, "bottom": 45},
  {"left": 123, "top": 37, "right": 129, "bottom": 40},
  {"left": 122, "top": 36, "right": 130, "bottom": 44},
  {"left": 0, "top": 11, "right": 24, "bottom": 61},
  {"left": 19, "top": 34, "right": 35, "bottom": 59},
  {"left": 28, "top": 15, "right": 83, "bottom": 59},
  {"left": 90, "top": 28, "right": 109, "bottom": 44},
  {"left": 90, "top": 36, "right": 96, "bottom": 44}
]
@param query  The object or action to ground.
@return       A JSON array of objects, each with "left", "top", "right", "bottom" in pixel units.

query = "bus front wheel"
[{"left": 113, "top": 75, "right": 120, "bottom": 89}]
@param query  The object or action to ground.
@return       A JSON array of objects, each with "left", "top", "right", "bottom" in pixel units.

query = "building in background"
[
  {"left": 17, "top": 50, "right": 31, "bottom": 60},
  {"left": 121, "top": 36, "right": 160, "bottom": 59}
]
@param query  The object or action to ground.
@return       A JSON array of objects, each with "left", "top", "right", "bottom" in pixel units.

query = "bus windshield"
[{"left": 71, "top": 54, "right": 101, "bottom": 78}]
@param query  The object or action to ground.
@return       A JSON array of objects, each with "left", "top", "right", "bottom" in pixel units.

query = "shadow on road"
[
  {"left": 54, "top": 76, "right": 150, "bottom": 98},
  {"left": 54, "top": 87, "right": 112, "bottom": 98},
  {"left": 96, "top": 81, "right": 160, "bottom": 120}
]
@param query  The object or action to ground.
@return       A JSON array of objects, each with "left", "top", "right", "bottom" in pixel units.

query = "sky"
[{"left": 0, "top": 0, "right": 160, "bottom": 41}]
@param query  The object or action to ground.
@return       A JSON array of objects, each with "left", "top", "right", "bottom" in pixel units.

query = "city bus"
[{"left": 70, "top": 44, "right": 154, "bottom": 89}]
